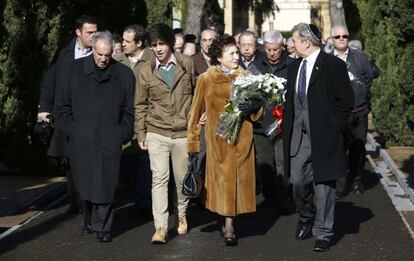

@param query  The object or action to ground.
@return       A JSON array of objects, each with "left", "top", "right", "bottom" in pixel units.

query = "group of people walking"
[{"left": 37, "top": 14, "right": 376, "bottom": 252}]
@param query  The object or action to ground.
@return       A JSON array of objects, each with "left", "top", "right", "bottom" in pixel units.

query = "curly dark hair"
[
  {"left": 209, "top": 34, "right": 237, "bottom": 66},
  {"left": 147, "top": 23, "right": 175, "bottom": 50}
]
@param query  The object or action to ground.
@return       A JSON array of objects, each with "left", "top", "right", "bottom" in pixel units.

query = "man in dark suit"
[
  {"left": 55, "top": 31, "right": 135, "bottom": 242},
  {"left": 238, "top": 30, "right": 267, "bottom": 75},
  {"left": 193, "top": 28, "right": 217, "bottom": 76},
  {"left": 238, "top": 29, "right": 278, "bottom": 207},
  {"left": 255, "top": 30, "right": 294, "bottom": 212},
  {"left": 37, "top": 15, "right": 98, "bottom": 214},
  {"left": 192, "top": 28, "right": 217, "bottom": 182},
  {"left": 283, "top": 23, "right": 354, "bottom": 251},
  {"left": 113, "top": 24, "right": 153, "bottom": 217},
  {"left": 331, "top": 25, "right": 374, "bottom": 196}
]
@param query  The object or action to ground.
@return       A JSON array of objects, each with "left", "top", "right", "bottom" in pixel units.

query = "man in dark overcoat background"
[
  {"left": 283, "top": 23, "right": 354, "bottom": 251},
  {"left": 56, "top": 31, "right": 135, "bottom": 242},
  {"left": 37, "top": 15, "right": 98, "bottom": 214},
  {"left": 330, "top": 25, "right": 374, "bottom": 196}
]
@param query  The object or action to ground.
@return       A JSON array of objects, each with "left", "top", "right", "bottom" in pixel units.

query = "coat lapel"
[
  {"left": 172, "top": 64, "right": 185, "bottom": 90},
  {"left": 308, "top": 51, "right": 326, "bottom": 89}
]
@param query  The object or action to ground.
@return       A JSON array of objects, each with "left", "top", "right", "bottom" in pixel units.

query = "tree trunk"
[
  {"left": 184, "top": 0, "right": 206, "bottom": 37},
  {"left": 329, "top": 0, "right": 347, "bottom": 27}
]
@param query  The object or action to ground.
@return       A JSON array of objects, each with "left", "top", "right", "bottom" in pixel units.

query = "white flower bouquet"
[{"left": 215, "top": 73, "right": 286, "bottom": 145}]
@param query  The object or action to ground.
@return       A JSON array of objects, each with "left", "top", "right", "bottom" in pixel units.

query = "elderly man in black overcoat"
[
  {"left": 37, "top": 15, "right": 98, "bottom": 214},
  {"left": 55, "top": 31, "right": 135, "bottom": 242},
  {"left": 283, "top": 23, "right": 354, "bottom": 251}
]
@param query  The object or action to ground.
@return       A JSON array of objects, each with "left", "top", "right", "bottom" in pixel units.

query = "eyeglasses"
[{"left": 332, "top": 35, "right": 349, "bottom": 40}]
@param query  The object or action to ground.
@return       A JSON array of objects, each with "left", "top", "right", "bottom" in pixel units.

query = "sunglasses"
[{"left": 332, "top": 35, "right": 349, "bottom": 40}]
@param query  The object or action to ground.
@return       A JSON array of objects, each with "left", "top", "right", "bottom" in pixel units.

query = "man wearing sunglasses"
[{"left": 331, "top": 25, "right": 374, "bottom": 197}]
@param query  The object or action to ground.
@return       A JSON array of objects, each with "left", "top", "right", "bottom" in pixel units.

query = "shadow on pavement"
[
  {"left": 361, "top": 170, "right": 381, "bottom": 192},
  {"left": 331, "top": 201, "right": 374, "bottom": 245},
  {"left": 183, "top": 199, "right": 281, "bottom": 240},
  {"left": 0, "top": 201, "right": 77, "bottom": 255}
]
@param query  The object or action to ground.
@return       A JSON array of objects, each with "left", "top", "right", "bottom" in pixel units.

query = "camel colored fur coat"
[{"left": 187, "top": 66, "right": 262, "bottom": 216}]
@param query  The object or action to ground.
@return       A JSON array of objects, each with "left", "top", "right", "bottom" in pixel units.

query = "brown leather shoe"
[
  {"left": 151, "top": 228, "right": 168, "bottom": 244},
  {"left": 176, "top": 216, "right": 188, "bottom": 235}
]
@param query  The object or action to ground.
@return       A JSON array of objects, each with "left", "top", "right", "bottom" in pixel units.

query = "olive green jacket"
[{"left": 135, "top": 52, "right": 195, "bottom": 142}]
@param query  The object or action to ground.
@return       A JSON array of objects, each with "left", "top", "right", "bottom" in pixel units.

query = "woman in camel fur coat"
[{"left": 187, "top": 35, "right": 262, "bottom": 245}]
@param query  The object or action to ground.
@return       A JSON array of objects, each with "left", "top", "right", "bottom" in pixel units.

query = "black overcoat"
[
  {"left": 38, "top": 38, "right": 77, "bottom": 157},
  {"left": 55, "top": 55, "right": 135, "bottom": 203},
  {"left": 282, "top": 51, "right": 354, "bottom": 182}
]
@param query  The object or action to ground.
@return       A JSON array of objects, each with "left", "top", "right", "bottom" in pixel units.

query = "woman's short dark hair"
[
  {"left": 209, "top": 34, "right": 237, "bottom": 66},
  {"left": 147, "top": 23, "right": 175, "bottom": 50}
]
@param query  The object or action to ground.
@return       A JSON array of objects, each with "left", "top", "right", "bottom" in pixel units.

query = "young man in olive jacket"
[{"left": 134, "top": 23, "right": 195, "bottom": 244}]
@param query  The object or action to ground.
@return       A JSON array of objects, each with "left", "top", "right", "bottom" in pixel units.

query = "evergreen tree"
[
  {"left": 0, "top": 0, "right": 148, "bottom": 174},
  {"left": 356, "top": 0, "right": 414, "bottom": 145}
]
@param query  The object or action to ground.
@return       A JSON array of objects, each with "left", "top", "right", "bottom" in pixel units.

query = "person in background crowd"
[
  {"left": 255, "top": 30, "right": 294, "bottom": 213},
  {"left": 246, "top": 28, "right": 265, "bottom": 52},
  {"left": 183, "top": 41, "right": 197, "bottom": 56},
  {"left": 233, "top": 31, "right": 241, "bottom": 48},
  {"left": 286, "top": 37, "right": 298, "bottom": 59},
  {"left": 174, "top": 33, "right": 185, "bottom": 53},
  {"left": 193, "top": 28, "right": 218, "bottom": 76},
  {"left": 348, "top": 39, "right": 380, "bottom": 79},
  {"left": 56, "top": 31, "right": 135, "bottom": 243},
  {"left": 208, "top": 22, "right": 224, "bottom": 36},
  {"left": 323, "top": 36, "right": 334, "bottom": 54},
  {"left": 184, "top": 33, "right": 197, "bottom": 44},
  {"left": 112, "top": 34, "right": 123, "bottom": 57},
  {"left": 331, "top": 25, "right": 374, "bottom": 197},
  {"left": 37, "top": 15, "right": 98, "bottom": 215},
  {"left": 135, "top": 23, "right": 195, "bottom": 244},
  {"left": 113, "top": 24, "right": 153, "bottom": 217},
  {"left": 284, "top": 23, "right": 353, "bottom": 251},
  {"left": 238, "top": 30, "right": 266, "bottom": 75},
  {"left": 187, "top": 35, "right": 262, "bottom": 246}
]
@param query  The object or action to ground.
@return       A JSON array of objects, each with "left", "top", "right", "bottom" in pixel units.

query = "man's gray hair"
[
  {"left": 263, "top": 30, "right": 284, "bottom": 45},
  {"left": 239, "top": 30, "right": 258, "bottom": 42},
  {"left": 330, "top": 25, "right": 349, "bottom": 37},
  {"left": 292, "top": 23, "right": 321, "bottom": 46},
  {"left": 92, "top": 30, "right": 115, "bottom": 48}
]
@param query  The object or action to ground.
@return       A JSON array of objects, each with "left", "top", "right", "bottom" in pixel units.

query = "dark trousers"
[
  {"left": 337, "top": 108, "right": 368, "bottom": 193},
  {"left": 119, "top": 150, "right": 152, "bottom": 206},
  {"left": 61, "top": 158, "right": 81, "bottom": 210},
  {"left": 82, "top": 201, "right": 114, "bottom": 232},
  {"left": 254, "top": 133, "right": 277, "bottom": 201},
  {"left": 290, "top": 132, "right": 336, "bottom": 241},
  {"left": 274, "top": 135, "right": 289, "bottom": 206},
  {"left": 347, "top": 108, "right": 368, "bottom": 181}
]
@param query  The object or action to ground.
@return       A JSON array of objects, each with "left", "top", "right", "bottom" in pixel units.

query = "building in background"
[{"left": 173, "top": 0, "right": 331, "bottom": 40}]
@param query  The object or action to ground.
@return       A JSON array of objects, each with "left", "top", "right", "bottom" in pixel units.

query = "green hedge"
[
  {"left": 356, "top": 0, "right": 414, "bottom": 146},
  {"left": 0, "top": 0, "right": 159, "bottom": 175}
]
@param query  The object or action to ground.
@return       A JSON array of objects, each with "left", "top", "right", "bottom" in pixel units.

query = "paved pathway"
[{"left": 1, "top": 168, "right": 413, "bottom": 261}]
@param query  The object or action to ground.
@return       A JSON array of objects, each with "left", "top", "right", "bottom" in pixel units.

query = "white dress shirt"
[{"left": 295, "top": 48, "right": 321, "bottom": 94}]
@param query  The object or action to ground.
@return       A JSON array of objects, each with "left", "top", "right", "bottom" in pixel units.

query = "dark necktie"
[{"left": 298, "top": 60, "right": 307, "bottom": 106}]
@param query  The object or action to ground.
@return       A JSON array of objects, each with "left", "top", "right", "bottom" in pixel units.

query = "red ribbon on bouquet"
[{"left": 272, "top": 105, "right": 283, "bottom": 133}]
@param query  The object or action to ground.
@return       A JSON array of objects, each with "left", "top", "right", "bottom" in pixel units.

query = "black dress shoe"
[
  {"left": 313, "top": 239, "right": 330, "bottom": 252},
  {"left": 97, "top": 232, "right": 112, "bottom": 242},
  {"left": 223, "top": 233, "right": 237, "bottom": 246},
  {"left": 351, "top": 181, "right": 364, "bottom": 195},
  {"left": 82, "top": 224, "right": 93, "bottom": 235},
  {"left": 295, "top": 221, "right": 313, "bottom": 240}
]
